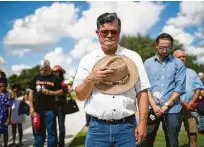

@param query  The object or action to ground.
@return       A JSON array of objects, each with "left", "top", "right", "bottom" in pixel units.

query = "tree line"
[{"left": 8, "top": 34, "right": 204, "bottom": 90}]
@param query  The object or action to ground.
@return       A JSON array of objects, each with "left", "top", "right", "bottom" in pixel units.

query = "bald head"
[{"left": 173, "top": 50, "right": 186, "bottom": 64}]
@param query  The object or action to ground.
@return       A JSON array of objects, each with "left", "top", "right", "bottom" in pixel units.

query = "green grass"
[
  {"left": 69, "top": 128, "right": 204, "bottom": 147},
  {"left": 154, "top": 129, "right": 204, "bottom": 147},
  {"left": 69, "top": 131, "right": 87, "bottom": 147}
]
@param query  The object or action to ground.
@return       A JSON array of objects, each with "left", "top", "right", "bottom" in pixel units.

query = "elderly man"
[
  {"left": 174, "top": 49, "right": 203, "bottom": 147},
  {"left": 29, "top": 59, "right": 63, "bottom": 147},
  {"left": 142, "top": 33, "right": 186, "bottom": 147},
  {"left": 73, "top": 12, "right": 150, "bottom": 147}
]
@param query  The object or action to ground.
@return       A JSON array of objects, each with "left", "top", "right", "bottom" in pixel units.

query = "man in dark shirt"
[{"left": 29, "top": 59, "right": 63, "bottom": 147}]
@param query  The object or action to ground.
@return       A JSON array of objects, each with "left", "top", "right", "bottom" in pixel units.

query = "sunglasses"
[
  {"left": 99, "top": 30, "right": 119, "bottom": 37},
  {"left": 158, "top": 47, "right": 171, "bottom": 51}
]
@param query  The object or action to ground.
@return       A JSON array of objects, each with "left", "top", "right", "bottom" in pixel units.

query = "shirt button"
[
  {"left": 113, "top": 96, "right": 115, "bottom": 98},
  {"left": 161, "top": 84, "right": 164, "bottom": 87},
  {"left": 162, "top": 69, "right": 164, "bottom": 71},
  {"left": 113, "top": 109, "right": 116, "bottom": 112}
]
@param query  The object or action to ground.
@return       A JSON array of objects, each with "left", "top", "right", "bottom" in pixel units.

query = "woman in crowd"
[
  {"left": 52, "top": 65, "right": 71, "bottom": 147},
  {"left": 0, "top": 78, "right": 13, "bottom": 147}
]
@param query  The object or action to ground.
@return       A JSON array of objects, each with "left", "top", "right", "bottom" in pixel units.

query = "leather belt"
[{"left": 92, "top": 115, "right": 135, "bottom": 124}]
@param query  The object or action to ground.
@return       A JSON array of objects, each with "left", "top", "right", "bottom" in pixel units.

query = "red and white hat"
[{"left": 52, "top": 65, "right": 66, "bottom": 74}]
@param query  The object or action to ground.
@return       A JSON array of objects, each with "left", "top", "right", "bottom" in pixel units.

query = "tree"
[
  {"left": 120, "top": 34, "right": 204, "bottom": 72},
  {"left": 8, "top": 65, "right": 39, "bottom": 90}
]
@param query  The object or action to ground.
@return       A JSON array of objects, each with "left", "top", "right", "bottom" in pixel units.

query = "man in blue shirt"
[
  {"left": 142, "top": 33, "right": 186, "bottom": 147},
  {"left": 174, "top": 49, "right": 203, "bottom": 147}
]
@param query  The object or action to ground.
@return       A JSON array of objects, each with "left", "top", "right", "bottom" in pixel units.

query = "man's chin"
[
  {"left": 104, "top": 42, "right": 117, "bottom": 47},
  {"left": 162, "top": 55, "right": 169, "bottom": 59}
]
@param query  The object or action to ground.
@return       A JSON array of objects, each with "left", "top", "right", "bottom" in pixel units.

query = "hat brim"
[{"left": 93, "top": 55, "right": 138, "bottom": 94}]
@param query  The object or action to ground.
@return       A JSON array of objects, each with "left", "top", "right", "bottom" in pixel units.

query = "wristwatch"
[{"left": 164, "top": 102, "right": 169, "bottom": 107}]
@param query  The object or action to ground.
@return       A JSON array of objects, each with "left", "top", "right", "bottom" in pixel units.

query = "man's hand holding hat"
[{"left": 86, "top": 67, "right": 114, "bottom": 84}]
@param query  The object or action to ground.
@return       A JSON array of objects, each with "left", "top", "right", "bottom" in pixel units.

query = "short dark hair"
[
  {"left": 0, "top": 71, "right": 6, "bottom": 78},
  {"left": 96, "top": 12, "right": 121, "bottom": 31},
  {"left": 0, "top": 78, "right": 7, "bottom": 85},
  {"left": 156, "top": 33, "right": 174, "bottom": 46},
  {"left": 11, "top": 83, "right": 22, "bottom": 91}
]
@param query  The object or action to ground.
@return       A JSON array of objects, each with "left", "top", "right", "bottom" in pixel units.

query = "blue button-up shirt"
[
  {"left": 144, "top": 54, "right": 186, "bottom": 113},
  {"left": 181, "top": 68, "right": 203, "bottom": 102}
]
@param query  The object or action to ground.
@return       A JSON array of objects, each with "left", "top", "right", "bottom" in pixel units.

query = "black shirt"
[{"left": 30, "top": 74, "right": 62, "bottom": 112}]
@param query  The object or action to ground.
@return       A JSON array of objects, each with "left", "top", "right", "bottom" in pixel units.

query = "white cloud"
[
  {"left": 4, "top": 2, "right": 78, "bottom": 55},
  {"left": 44, "top": 47, "right": 73, "bottom": 77},
  {"left": 0, "top": 56, "right": 5, "bottom": 65},
  {"left": 118, "top": 1, "right": 164, "bottom": 35},
  {"left": 9, "top": 49, "right": 30, "bottom": 57},
  {"left": 167, "top": 1, "right": 204, "bottom": 27},
  {"left": 184, "top": 46, "right": 204, "bottom": 57},
  {"left": 4, "top": 1, "right": 164, "bottom": 57},
  {"left": 11, "top": 64, "right": 32, "bottom": 75},
  {"left": 69, "top": 38, "right": 100, "bottom": 59},
  {"left": 0, "top": 56, "right": 6, "bottom": 73},
  {"left": 43, "top": 47, "right": 74, "bottom": 78},
  {"left": 162, "top": 25, "right": 194, "bottom": 47},
  {"left": 68, "top": 1, "right": 164, "bottom": 38},
  {"left": 44, "top": 38, "right": 99, "bottom": 78},
  {"left": 162, "top": 1, "right": 204, "bottom": 64}
]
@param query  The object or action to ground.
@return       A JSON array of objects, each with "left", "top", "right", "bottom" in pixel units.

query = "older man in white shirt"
[{"left": 73, "top": 12, "right": 150, "bottom": 147}]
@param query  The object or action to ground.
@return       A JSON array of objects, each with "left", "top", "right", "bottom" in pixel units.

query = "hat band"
[{"left": 101, "top": 74, "right": 129, "bottom": 85}]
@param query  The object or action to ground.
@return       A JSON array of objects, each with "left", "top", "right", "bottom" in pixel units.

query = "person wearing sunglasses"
[
  {"left": 73, "top": 12, "right": 150, "bottom": 147},
  {"left": 142, "top": 33, "right": 186, "bottom": 147}
]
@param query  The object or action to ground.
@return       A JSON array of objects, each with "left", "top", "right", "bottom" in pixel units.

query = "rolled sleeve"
[
  {"left": 73, "top": 57, "right": 91, "bottom": 90},
  {"left": 174, "top": 62, "right": 186, "bottom": 95},
  {"left": 193, "top": 73, "right": 204, "bottom": 91}
]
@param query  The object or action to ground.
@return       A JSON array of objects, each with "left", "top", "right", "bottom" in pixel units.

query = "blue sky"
[{"left": 0, "top": 1, "right": 204, "bottom": 78}]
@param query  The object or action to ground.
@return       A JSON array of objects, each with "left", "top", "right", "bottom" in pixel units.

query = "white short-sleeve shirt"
[{"left": 73, "top": 45, "right": 150, "bottom": 120}]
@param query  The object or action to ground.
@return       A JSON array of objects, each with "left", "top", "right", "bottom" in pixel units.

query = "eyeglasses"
[
  {"left": 99, "top": 30, "right": 119, "bottom": 37},
  {"left": 158, "top": 47, "right": 171, "bottom": 51}
]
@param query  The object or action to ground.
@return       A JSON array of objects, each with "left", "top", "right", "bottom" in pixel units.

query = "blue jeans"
[
  {"left": 56, "top": 107, "right": 65, "bottom": 147},
  {"left": 142, "top": 113, "right": 180, "bottom": 147},
  {"left": 86, "top": 116, "right": 138, "bottom": 147},
  {"left": 34, "top": 111, "right": 57, "bottom": 147}
]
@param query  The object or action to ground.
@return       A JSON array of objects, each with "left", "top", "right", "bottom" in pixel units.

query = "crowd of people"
[
  {"left": 0, "top": 61, "right": 72, "bottom": 147},
  {"left": 0, "top": 12, "right": 204, "bottom": 147}
]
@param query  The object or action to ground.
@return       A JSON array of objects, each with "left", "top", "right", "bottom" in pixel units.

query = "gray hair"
[
  {"left": 96, "top": 12, "right": 121, "bottom": 31},
  {"left": 40, "top": 59, "right": 50, "bottom": 67},
  {"left": 173, "top": 49, "right": 185, "bottom": 56}
]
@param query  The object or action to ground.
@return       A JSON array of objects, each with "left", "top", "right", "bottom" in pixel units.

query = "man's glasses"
[
  {"left": 99, "top": 30, "right": 119, "bottom": 37},
  {"left": 158, "top": 47, "right": 171, "bottom": 51}
]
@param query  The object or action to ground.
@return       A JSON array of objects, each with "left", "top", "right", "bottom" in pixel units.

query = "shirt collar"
[{"left": 154, "top": 53, "right": 173, "bottom": 62}]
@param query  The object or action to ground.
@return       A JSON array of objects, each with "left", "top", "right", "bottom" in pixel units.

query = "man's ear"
[{"left": 155, "top": 44, "right": 158, "bottom": 50}]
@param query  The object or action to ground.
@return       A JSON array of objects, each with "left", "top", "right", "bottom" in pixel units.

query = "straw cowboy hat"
[{"left": 93, "top": 55, "right": 138, "bottom": 94}]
